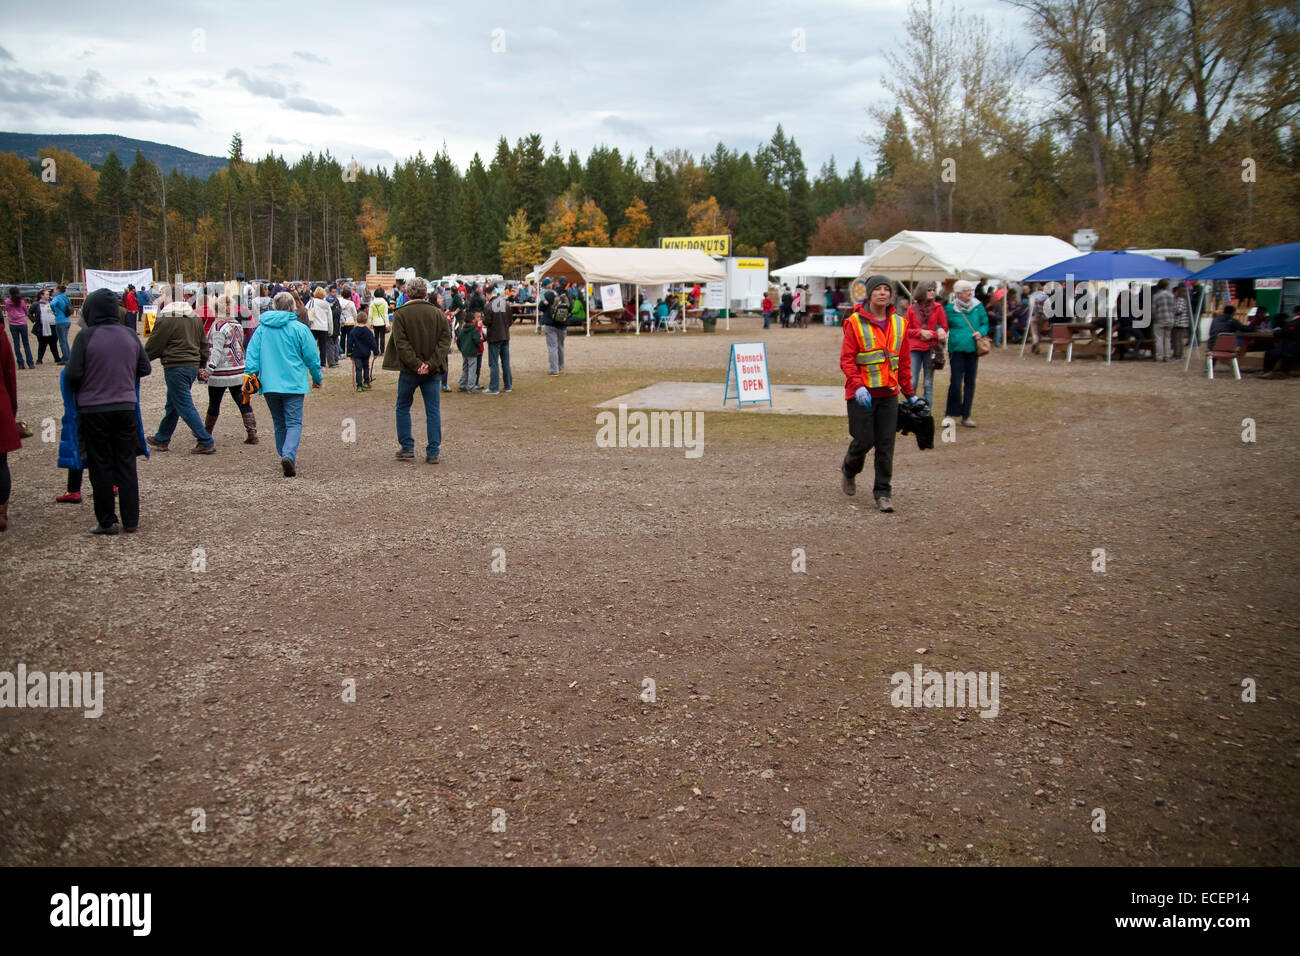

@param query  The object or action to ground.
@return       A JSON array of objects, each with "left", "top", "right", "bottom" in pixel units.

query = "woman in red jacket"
[
  {"left": 840, "top": 275, "right": 918, "bottom": 513},
  {"left": 904, "top": 281, "right": 948, "bottom": 407}
]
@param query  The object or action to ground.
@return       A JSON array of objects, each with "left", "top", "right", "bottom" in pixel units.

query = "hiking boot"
[
  {"left": 876, "top": 497, "right": 894, "bottom": 513},
  {"left": 961, "top": 418, "right": 977, "bottom": 428},
  {"left": 426, "top": 454, "right": 440, "bottom": 464},
  {"left": 55, "top": 492, "right": 82, "bottom": 504},
  {"left": 146, "top": 435, "right": 169, "bottom": 451},
  {"left": 395, "top": 448, "right": 415, "bottom": 460},
  {"left": 841, "top": 469, "right": 856, "bottom": 496},
  {"left": 204, "top": 412, "right": 218, "bottom": 435},
  {"left": 191, "top": 442, "right": 216, "bottom": 454},
  {"left": 123, "top": 525, "right": 138, "bottom": 533},
  {"left": 281, "top": 457, "right": 296, "bottom": 477},
  {"left": 90, "top": 522, "right": 120, "bottom": 535}
]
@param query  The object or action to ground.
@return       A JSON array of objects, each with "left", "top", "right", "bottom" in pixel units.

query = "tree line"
[{"left": 0, "top": 0, "right": 1295, "bottom": 285}]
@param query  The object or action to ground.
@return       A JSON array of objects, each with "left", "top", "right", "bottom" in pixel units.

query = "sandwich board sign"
[{"left": 723, "top": 342, "right": 772, "bottom": 408}]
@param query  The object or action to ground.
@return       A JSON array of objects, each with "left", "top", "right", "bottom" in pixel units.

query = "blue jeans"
[
  {"left": 910, "top": 348, "right": 935, "bottom": 407},
  {"left": 156, "top": 366, "right": 213, "bottom": 445},
  {"left": 263, "top": 393, "right": 305, "bottom": 462},
  {"left": 396, "top": 371, "right": 441, "bottom": 457},
  {"left": 54, "top": 322, "right": 71, "bottom": 361},
  {"left": 488, "top": 340, "right": 511, "bottom": 391},
  {"left": 9, "top": 326, "right": 33, "bottom": 367}
]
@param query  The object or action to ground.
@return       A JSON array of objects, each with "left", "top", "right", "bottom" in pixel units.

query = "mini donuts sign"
[{"left": 723, "top": 342, "right": 772, "bottom": 408}]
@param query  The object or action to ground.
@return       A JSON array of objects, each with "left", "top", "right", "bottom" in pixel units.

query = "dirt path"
[{"left": 2, "top": 319, "right": 1297, "bottom": 865}]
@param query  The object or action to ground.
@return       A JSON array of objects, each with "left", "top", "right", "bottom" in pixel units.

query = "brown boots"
[
  {"left": 205, "top": 410, "right": 259, "bottom": 443},
  {"left": 0, "top": 502, "right": 8, "bottom": 532}
]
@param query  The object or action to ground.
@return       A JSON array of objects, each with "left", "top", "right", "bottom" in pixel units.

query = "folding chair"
[
  {"left": 1206, "top": 333, "right": 1240, "bottom": 379},
  {"left": 1046, "top": 324, "right": 1073, "bottom": 363},
  {"left": 661, "top": 309, "right": 679, "bottom": 332}
]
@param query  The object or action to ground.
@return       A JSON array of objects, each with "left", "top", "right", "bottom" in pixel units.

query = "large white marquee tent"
[
  {"left": 535, "top": 247, "right": 726, "bottom": 335},
  {"left": 858, "top": 231, "right": 1082, "bottom": 285}
]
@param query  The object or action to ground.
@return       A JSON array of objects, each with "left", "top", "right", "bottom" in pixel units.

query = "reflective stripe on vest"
[{"left": 849, "top": 312, "right": 904, "bottom": 390}]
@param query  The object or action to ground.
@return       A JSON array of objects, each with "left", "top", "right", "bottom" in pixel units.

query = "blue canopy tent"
[
  {"left": 1020, "top": 250, "right": 1193, "bottom": 364},
  {"left": 1187, "top": 243, "right": 1300, "bottom": 371}
]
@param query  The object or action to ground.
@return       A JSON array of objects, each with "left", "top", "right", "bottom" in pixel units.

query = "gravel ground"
[{"left": 2, "top": 317, "right": 1297, "bottom": 866}]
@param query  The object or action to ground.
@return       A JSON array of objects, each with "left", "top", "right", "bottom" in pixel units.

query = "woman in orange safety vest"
[{"left": 839, "top": 274, "right": 919, "bottom": 513}]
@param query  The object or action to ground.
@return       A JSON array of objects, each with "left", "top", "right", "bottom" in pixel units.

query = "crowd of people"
[
  {"left": 0, "top": 273, "right": 532, "bottom": 534},
  {"left": 2, "top": 267, "right": 1297, "bottom": 535}
]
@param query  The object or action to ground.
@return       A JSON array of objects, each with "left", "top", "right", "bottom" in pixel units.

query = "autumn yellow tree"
[
  {"left": 574, "top": 199, "right": 610, "bottom": 246},
  {"left": 39, "top": 147, "right": 98, "bottom": 279},
  {"left": 539, "top": 189, "right": 580, "bottom": 250},
  {"left": 499, "top": 207, "right": 543, "bottom": 278},
  {"left": 613, "top": 197, "right": 652, "bottom": 247},
  {"left": 688, "top": 196, "right": 724, "bottom": 235},
  {"left": 0, "top": 152, "right": 48, "bottom": 279},
  {"left": 356, "top": 197, "right": 390, "bottom": 260}
]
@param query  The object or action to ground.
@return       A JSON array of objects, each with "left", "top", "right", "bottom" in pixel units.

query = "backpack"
[
  {"left": 550, "top": 292, "right": 571, "bottom": 327},
  {"left": 27, "top": 301, "right": 39, "bottom": 322}
]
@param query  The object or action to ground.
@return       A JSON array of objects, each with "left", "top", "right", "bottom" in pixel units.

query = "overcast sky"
[{"left": 0, "top": 0, "right": 1022, "bottom": 176}]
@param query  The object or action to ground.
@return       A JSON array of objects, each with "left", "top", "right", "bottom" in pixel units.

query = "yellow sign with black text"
[
  {"left": 735, "top": 258, "right": 766, "bottom": 270},
  {"left": 659, "top": 235, "right": 732, "bottom": 256}
]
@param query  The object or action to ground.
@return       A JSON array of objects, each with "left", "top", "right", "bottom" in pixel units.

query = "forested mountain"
[{"left": 0, "top": 132, "right": 227, "bottom": 178}]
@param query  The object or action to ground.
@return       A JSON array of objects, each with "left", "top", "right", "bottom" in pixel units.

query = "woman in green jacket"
[{"left": 945, "top": 280, "right": 988, "bottom": 428}]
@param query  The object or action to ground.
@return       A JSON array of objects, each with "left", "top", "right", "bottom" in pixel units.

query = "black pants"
[
  {"left": 375, "top": 327, "right": 387, "bottom": 353},
  {"left": 0, "top": 452, "right": 9, "bottom": 505},
  {"left": 313, "top": 330, "right": 329, "bottom": 368},
  {"left": 79, "top": 409, "right": 140, "bottom": 529},
  {"left": 206, "top": 384, "right": 248, "bottom": 418},
  {"left": 36, "top": 333, "right": 59, "bottom": 363},
  {"left": 946, "top": 351, "right": 978, "bottom": 419},
  {"left": 843, "top": 395, "right": 898, "bottom": 499},
  {"left": 67, "top": 468, "right": 83, "bottom": 493}
]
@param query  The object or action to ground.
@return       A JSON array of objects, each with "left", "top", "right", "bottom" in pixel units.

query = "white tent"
[
  {"left": 858, "top": 231, "right": 1081, "bottom": 285},
  {"left": 771, "top": 256, "right": 869, "bottom": 280},
  {"left": 858, "top": 230, "right": 1083, "bottom": 342},
  {"left": 770, "top": 256, "right": 869, "bottom": 322},
  {"left": 536, "top": 247, "right": 726, "bottom": 335}
]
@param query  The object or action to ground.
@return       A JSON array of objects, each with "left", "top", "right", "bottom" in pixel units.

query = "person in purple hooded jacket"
[{"left": 65, "top": 288, "right": 152, "bottom": 534}]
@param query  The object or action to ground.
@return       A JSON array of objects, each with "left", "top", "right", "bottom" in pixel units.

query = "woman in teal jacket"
[
  {"left": 244, "top": 292, "right": 322, "bottom": 477},
  {"left": 945, "top": 280, "right": 988, "bottom": 428}
]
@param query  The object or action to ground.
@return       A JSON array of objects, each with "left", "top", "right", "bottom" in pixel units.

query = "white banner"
[
  {"left": 600, "top": 283, "right": 622, "bottom": 312},
  {"left": 85, "top": 268, "right": 153, "bottom": 295},
  {"left": 704, "top": 282, "right": 725, "bottom": 308}
]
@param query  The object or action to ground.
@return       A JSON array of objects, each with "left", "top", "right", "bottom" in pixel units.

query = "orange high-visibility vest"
[{"left": 849, "top": 310, "right": 905, "bottom": 390}]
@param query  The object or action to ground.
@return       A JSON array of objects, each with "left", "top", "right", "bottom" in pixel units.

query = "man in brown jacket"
[
  {"left": 145, "top": 300, "right": 214, "bottom": 453},
  {"left": 383, "top": 276, "right": 451, "bottom": 463}
]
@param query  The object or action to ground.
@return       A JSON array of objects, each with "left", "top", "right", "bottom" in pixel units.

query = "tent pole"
[
  {"left": 586, "top": 281, "right": 591, "bottom": 337},
  {"left": 1183, "top": 282, "right": 1203, "bottom": 373},
  {"left": 1106, "top": 285, "right": 1113, "bottom": 367},
  {"left": 725, "top": 262, "right": 731, "bottom": 331},
  {"left": 1002, "top": 285, "right": 1008, "bottom": 348},
  {"left": 635, "top": 283, "right": 640, "bottom": 336}
]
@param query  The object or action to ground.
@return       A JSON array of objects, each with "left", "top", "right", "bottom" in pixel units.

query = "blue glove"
[
  {"left": 908, "top": 394, "right": 918, "bottom": 404},
  {"left": 854, "top": 386, "right": 871, "bottom": 408}
]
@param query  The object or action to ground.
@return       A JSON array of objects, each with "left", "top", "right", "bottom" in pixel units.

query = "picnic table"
[{"left": 509, "top": 302, "right": 538, "bottom": 326}]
